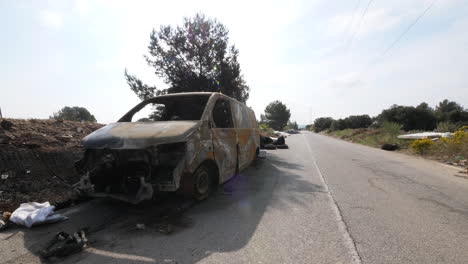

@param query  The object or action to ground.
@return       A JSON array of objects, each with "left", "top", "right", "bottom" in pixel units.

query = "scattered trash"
[
  {"left": 0, "top": 219, "right": 8, "bottom": 231},
  {"left": 455, "top": 156, "right": 465, "bottom": 160},
  {"left": 264, "top": 144, "right": 277, "bottom": 150},
  {"left": 274, "top": 131, "right": 290, "bottom": 137},
  {"left": 276, "top": 144, "right": 289, "bottom": 149},
  {"left": 9, "top": 202, "right": 68, "bottom": 228},
  {"left": 1, "top": 173, "right": 8, "bottom": 180},
  {"left": 40, "top": 230, "right": 88, "bottom": 259},
  {"left": 136, "top": 223, "right": 146, "bottom": 230},
  {"left": 26, "top": 170, "right": 31, "bottom": 175},
  {"left": 3, "top": 211, "right": 12, "bottom": 221},
  {"left": 260, "top": 135, "right": 288, "bottom": 150},
  {"left": 0, "top": 212, "right": 12, "bottom": 232},
  {"left": 381, "top": 144, "right": 399, "bottom": 151},
  {"left": 397, "top": 132, "right": 451, "bottom": 140},
  {"left": 274, "top": 136, "right": 285, "bottom": 145}
]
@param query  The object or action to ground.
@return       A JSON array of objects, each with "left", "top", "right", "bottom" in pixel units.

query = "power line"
[
  {"left": 346, "top": 0, "right": 374, "bottom": 50},
  {"left": 354, "top": 0, "right": 438, "bottom": 77},
  {"left": 344, "top": 0, "right": 362, "bottom": 41},
  {"left": 381, "top": 0, "right": 438, "bottom": 56}
]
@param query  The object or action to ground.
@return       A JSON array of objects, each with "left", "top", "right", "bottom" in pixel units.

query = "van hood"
[{"left": 82, "top": 121, "right": 200, "bottom": 149}]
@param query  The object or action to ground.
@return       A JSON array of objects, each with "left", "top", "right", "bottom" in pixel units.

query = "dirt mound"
[
  {"left": 0, "top": 118, "right": 104, "bottom": 212},
  {"left": 0, "top": 118, "right": 103, "bottom": 152}
]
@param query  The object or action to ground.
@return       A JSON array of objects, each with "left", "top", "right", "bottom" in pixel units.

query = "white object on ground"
[
  {"left": 274, "top": 131, "right": 290, "bottom": 137},
  {"left": 258, "top": 150, "right": 267, "bottom": 158},
  {"left": 9, "top": 202, "right": 68, "bottom": 228},
  {"left": 397, "top": 132, "right": 452, "bottom": 140}
]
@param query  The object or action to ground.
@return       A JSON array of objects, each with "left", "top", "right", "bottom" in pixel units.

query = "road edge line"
[{"left": 303, "top": 134, "right": 363, "bottom": 264}]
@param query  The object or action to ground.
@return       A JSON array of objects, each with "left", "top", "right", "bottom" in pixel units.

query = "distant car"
[{"left": 76, "top": 92, "right": 260, "bottom": 203}]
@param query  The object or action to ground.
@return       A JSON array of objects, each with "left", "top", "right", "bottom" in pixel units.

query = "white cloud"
[
  {"left": 39, "top": 10, "right": 63, "bottom": 29},
  {"left": 75, "top": 0, "right": 91, "bottom": 17}
]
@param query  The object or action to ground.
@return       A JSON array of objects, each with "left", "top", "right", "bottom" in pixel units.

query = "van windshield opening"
[{"left": 121, "top": 94, "right": 211, "bottom": 122}]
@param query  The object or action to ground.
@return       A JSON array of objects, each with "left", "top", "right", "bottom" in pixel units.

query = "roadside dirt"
[{"left": 0, "top": 118, "right": 103, "bottom": 212}]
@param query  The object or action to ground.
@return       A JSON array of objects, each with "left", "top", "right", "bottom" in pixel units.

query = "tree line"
[{"left": 310, "top": 99, "right": 468, "bottom": 133}]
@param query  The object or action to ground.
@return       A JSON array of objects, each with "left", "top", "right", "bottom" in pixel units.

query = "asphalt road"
[{"left": 1, "top": 131, "right": 468, "bottom": 264}]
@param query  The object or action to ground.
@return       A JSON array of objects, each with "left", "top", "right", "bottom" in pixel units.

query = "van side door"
[{"left": 210, "top": 98, "right": 238, "bottom": 182}]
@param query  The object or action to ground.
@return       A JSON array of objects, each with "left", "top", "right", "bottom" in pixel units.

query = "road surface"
[{"left": 1, "top": 131, "right": 468, "bottom": 264}]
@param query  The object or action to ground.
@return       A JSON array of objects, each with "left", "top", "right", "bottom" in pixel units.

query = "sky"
[{"left": 1, "top": 0, "right": 467, "bottom": 125}]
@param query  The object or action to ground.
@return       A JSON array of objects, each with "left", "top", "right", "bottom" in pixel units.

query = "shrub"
[
  {"left": 410, "top": 139, "right": 434, "bottom": 155},
  {"left": 50, "top": 106, "right": 97, "bottom": 122},
  {"left": 435, "top": 122, "right": 459, "bottom": 132},
  {"left": 258, "top": 124, "right": 275, "bottom": 136},
  {"left": 378, "top": 103, "right": 437, "bottom": 131},
  {"left": 313, "top": 117, "right": 334, "bottom": 132},
  {"left": 436, "top": 127, "right": 468, "bottom": 157},
  {"left": 381, "top": 122, "right": 401, "bottom": 134}
]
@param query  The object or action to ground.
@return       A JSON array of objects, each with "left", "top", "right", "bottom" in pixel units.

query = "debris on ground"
[
  {"left": 381, "top": 144, "right": 399, "bottom": 151},
  {"left": 397, "top": 132, "right": 452, "bottom": 140},
  {"left": 1, "top": 212, "right": 14, "bottom": 232},
  {"left": 260, "top": 135, "right": 289, "bottom": 150},
  {"left": 40, "top": 230, "right": 88, "bottom": 259},
  {"left": 275, "top": 136, "right": 285, "bottom": 145},
  {"left": 0, "top": 219, "right": 8, "bottom": 231},
  {"left": 0, "top": 118, "right": 103, "bottom": 212},
  {"left": 136, "top": 223, "right": 146, "bottom": 230},
  {"left": 276, "top": 144, "right": 289, "bottom": 149},
  {"left": 9, "top": 201, "right": 68, "bottom": 228},
  {"left": 3, "top": 211, "right": 12, "bottom": 220},
  {"left": 264, "top": 144, "right": 277, "bottom": 150},
  {"left": 274, "top": 131, "right": 290, "bottom": 137}
]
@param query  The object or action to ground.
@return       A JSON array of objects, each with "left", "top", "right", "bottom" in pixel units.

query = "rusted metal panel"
[{"left": 82, "top": 121, "right": 200, "bottom": 149}]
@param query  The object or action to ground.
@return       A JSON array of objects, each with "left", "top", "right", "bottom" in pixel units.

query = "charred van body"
[{"left": 76, "top": 93, "right": 260, "bottom": 203}]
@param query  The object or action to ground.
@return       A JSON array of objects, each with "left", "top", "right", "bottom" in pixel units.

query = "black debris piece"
[
  {"left": 264, "top": 144, "right": 277, "bottom": 150},
  {"left": 40, "top": 230, "right": 88, "bottom": 259},
  {"left": 273, "top": 136, "right": 285, "bottom": 145},
  {"left": 381, "top": 144, "right": 399, "bottom": 151}
]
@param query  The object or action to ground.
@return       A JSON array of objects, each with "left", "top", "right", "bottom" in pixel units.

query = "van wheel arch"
[{"left": 180, "top": 160, "right": 219, "bottom": 200}]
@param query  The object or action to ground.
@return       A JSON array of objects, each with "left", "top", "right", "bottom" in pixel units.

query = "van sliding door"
[{"left": 210, "top": 99, "right": 238, "bottom": 182}]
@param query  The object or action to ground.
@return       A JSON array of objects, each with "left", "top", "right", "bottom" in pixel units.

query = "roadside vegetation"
[
  {"left": 50, "top": 106, "right": 97, "bottom": 122},
  {"left": 125, "top": 13, "right": 250, "bottom": 105},
  {"left": 307, "top": 100, "right": 468, "bottom": 167}
]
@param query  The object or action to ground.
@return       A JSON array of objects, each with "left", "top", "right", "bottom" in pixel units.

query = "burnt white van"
[{"left": 76, "top": 92, "right": 260, "bottom": 203}]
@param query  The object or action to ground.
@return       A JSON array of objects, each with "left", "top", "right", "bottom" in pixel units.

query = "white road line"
[{"left": 303, "top": 134, "right": 362, "bottom": 264}]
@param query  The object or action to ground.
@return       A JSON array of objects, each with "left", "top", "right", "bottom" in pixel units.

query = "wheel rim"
[{"left": 195, "top": 170, "right": 210, "bottom": 195}]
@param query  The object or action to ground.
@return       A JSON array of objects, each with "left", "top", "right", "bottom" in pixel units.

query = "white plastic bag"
[{"left": 9, "top": 202, "right": 68, "bottom": 228}]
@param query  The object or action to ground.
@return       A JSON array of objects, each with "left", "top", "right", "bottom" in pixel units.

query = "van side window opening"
[
  {"left": 213, "top": 99, "right": 234, "bottom": 128},
  {"left": 232, "top": 103, "right": 251, "bottom": 128}
]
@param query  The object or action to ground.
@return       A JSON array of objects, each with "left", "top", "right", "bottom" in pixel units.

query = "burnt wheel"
[{"left": 191, "top": 165, "right": 213, "bottom": 201}]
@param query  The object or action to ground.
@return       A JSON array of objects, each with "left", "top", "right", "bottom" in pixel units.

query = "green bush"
[
  {"left": 410, "top": 139, "right": 434, "bottom": 155},
  {"left": 436, "top": 122, "right": 459, "bottom": 132},
  {"left": 259, "top": 124, "right": 275, "bottom": 136}
]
